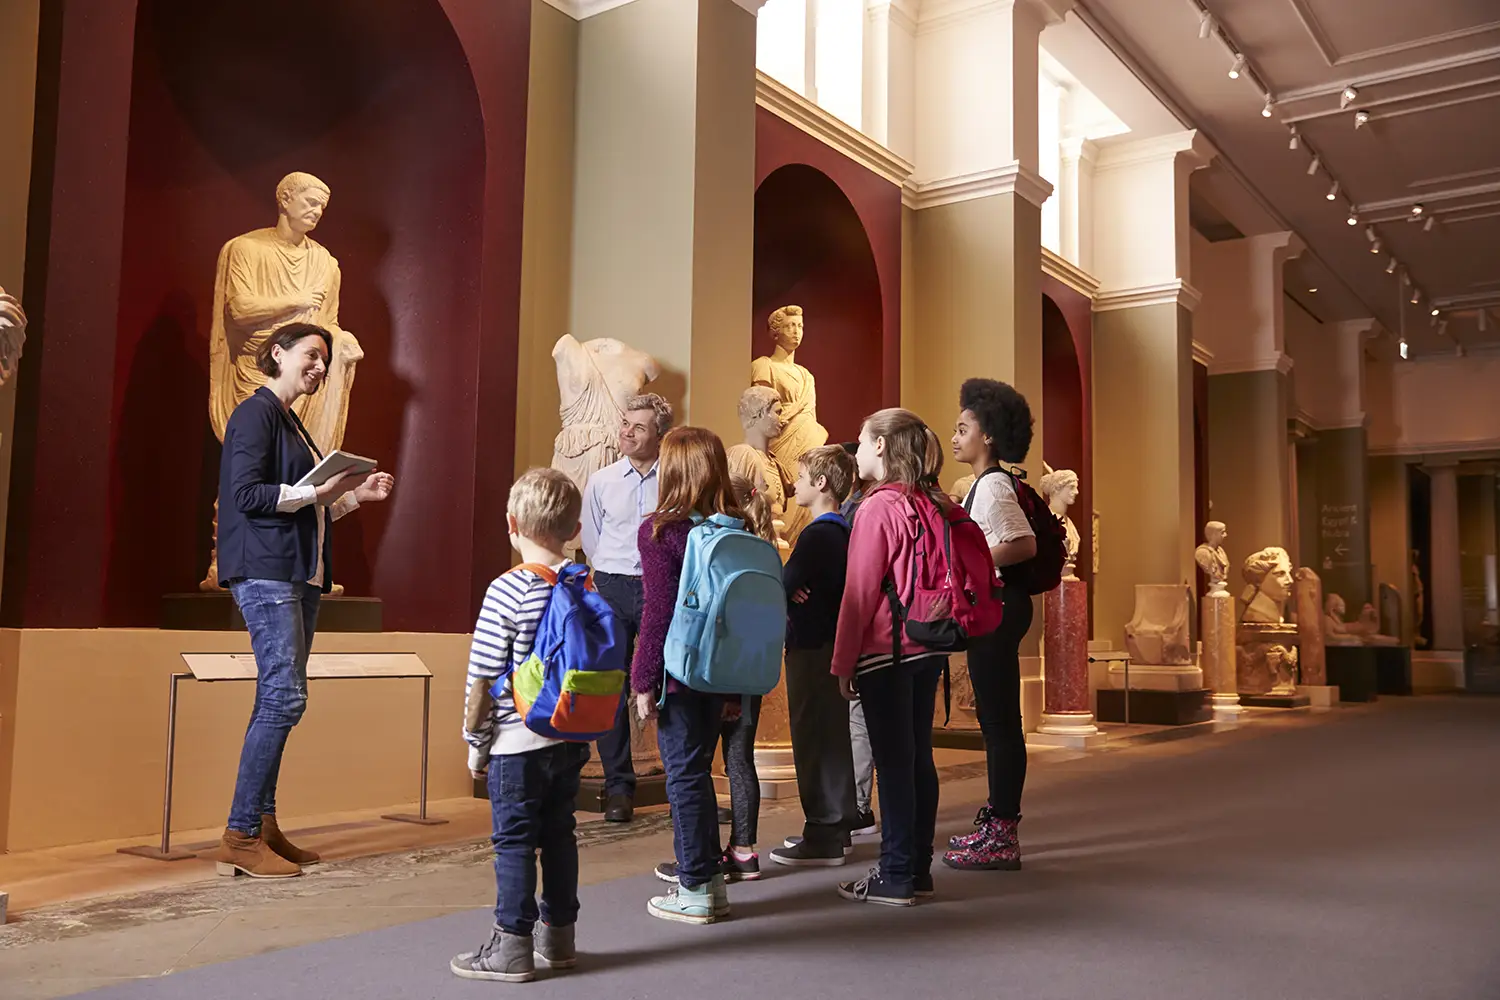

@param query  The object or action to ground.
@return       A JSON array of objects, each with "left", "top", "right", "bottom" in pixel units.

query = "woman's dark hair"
[
  {"left": 256, "top": 322, "right": 333, "bottom": 378},
  {"left": 959, "top": 378, "right": 1033, "bottom": 464}
]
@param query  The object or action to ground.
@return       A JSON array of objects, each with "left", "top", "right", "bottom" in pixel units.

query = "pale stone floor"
[{"left": 0, "top": 709, "right": 1338, "bottom": 998}]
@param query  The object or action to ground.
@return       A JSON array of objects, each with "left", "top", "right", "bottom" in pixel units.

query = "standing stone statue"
[
  {"left": 726, "top": 386, "right": 789, "bottom": 552},
  {"left": 751, "top": 305, "right": 826, "bottom": 543},
  {"left": 0, "top": 286, "right": 26, "bottom": 387},
  {"left": 1239, "top": 546, "right": 1294, "bottom": 624},
  {"left": 550, "top": 334, "right": 660, "bottom": 494},
  {"left": 203, "top": 172, "right": 363, "bottom": 591},
  {"left": 1038, "top": 468, "right": 1081, "bottom": 578},
  {"left": 1294, "top": 567, "right": 1327, "bottom": 687},
  {"left": 1195, "top": 521, "right": 1231, "bottom": 597}
]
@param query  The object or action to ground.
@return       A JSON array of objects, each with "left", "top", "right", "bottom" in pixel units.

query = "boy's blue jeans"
[
  {"left": 488, "top": 742, "right": 590, "bottom": 935},
  {"left": 227, "top": 579, "right": 321, "bottom": 835}
]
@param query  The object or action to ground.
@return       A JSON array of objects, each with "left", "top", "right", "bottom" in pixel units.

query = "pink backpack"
[{"left": 875, "top": 486, "right": 1004, "bottom": 659}]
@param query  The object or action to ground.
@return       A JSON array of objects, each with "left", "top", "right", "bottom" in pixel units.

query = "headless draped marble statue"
[
  {"left": 751, "top": 306, "right": 826, "bottom": 542},
  {"left": 202, "top": 173, "right": 363, "bottom": 591},
  {"left": 0, "top": 286, "right": 26, "bottom": 388},
  {"left": 550, "top": 334, "right": 661, "bottom": 494}
]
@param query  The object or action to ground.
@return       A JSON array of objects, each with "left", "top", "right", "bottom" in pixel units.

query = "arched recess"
[
  {"left": 103, "top": 0, "right": 486, "bottom": 626},
  {"left": 1042, "top": 294, "right": 1092, "bottom": 612},
  {"left": 752, "top": 164, "right": 883, "bottom": 444}
]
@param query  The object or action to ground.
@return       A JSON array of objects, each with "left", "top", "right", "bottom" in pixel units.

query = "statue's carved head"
[
  {"left": 1325, "top": 592, "right": 1347, "bottom": 619},
  {"left": 276, "top": 172, "right": 331, "bottom": 237},
  {"left": 1038, "top": 469, "right": 1079, "bottom": 512},
  {"left": 768, "top": 305, "right": 804, "bottom": 353},
  {"left": 1243, "top": 546, "right": 1294, "bottom": 604},
  {"left": 737, "top": 385, "right": 783, "bottom": 439},
  {"left": 1204, "top": 520, "right": 1227, "bottom": 547},
  {"left": 0, "top": 286, "right": 25, "bottom": 387}
]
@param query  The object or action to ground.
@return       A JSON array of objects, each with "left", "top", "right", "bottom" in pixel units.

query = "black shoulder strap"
[{"left": 963, "top": 467, "right": 1005, "bottom": 513}]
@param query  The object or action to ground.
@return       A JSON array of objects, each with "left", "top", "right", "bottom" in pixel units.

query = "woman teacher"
[{"left": 210, "top": 322, "right": 394, "bottom": 879}]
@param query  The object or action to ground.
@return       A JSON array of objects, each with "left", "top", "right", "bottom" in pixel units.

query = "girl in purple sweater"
[{"left": 632, "top": 427, "right": 750, "bottom": 925}]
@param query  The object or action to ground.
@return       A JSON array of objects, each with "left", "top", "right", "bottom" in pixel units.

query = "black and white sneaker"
[
  {"left": 837, "top": 868, "right": 915, "bottom": 907},
  {"left": 720, "top": 851, "right": 762, "bottom": 882},
  {"left": 654, "top": 861, "right": 680, "bottom": 883},
  {"left": 770, "top": 839, "right": 848, "bottom": 867},
  {"left": 850, "top": 810, "right": 879, "bottom": 840},
  {"left": 782, "top": 833, "right": 853, "bottom": 855}
]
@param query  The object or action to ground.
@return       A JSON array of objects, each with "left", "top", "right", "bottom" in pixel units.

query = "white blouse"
[{"left": 964, "top": 469, "right": 1034, "bottom": 549}]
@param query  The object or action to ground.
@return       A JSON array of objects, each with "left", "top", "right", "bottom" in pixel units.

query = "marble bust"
[
  {"left": 1038, "top": 468, "right": 1081, "bottom": 579},
  {"left": 751, "top": 305, "right": 826, "bottom": 542},
  {"left": 0, "top": 286, "right": 26, "bottom": 387},
  {"left": 550, "top": 334, "right": 661, "bottom": 494},
  {"left": 204, "top": 172, "right": 363, "bottom": 591},
  {"left": 726, "top": 385, "right": 789, "bottom": 551},
  {"left": 1240, "top": 546, "right": 1294, "bottom": 624},
  {"left": 1194, "top": 521, "right": 1231, "bottom": 597}
]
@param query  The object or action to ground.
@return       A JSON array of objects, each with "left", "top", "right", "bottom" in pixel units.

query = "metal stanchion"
[
  {"left": 384, "top": 675, "right": 446, "bottom": 826},
  {"left": 118, "top": 673, "right": 198, "bottom": 861}
]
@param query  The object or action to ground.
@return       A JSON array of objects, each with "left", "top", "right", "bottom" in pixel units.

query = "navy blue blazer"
[{"left": 216, "top": 386, "right": 335, "bottom": 591}]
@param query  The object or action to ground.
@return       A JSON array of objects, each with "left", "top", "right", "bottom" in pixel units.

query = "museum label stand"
[{"left": 118, "top": 652, "right": 443, "bottom": 863}]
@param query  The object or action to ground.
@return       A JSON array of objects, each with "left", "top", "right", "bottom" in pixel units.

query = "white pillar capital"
[{"left": 1093, "top": 130, "right": 1214, "bottom": 300}]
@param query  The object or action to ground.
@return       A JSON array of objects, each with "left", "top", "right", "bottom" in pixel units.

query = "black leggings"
[
  {"left": 967, "top": 589, "right": 1033, "bottom": 820},
  {"left": 719, "top": 695, "right": 761, "bottom": 848}
]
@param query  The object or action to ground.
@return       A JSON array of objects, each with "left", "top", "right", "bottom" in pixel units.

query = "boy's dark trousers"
[
  {"left": 785, "top": 643, "right": 859, "bottom": 848},
  {"left": 488, "top": 742, "right": 590, "bottom": 935}
]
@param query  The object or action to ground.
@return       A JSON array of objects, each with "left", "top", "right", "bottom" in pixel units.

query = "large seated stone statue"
[
  {"left": 1124, "top": 584, "right": 1193, "bottom": 665},
  {"left": 550, "top": 333, "right": 660, "bottom": 494},
  {"left": 203, "top": 172, "right": 363, "bottom": 591}
]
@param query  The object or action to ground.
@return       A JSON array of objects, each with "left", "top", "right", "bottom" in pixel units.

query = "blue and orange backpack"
[{"left": 490, "top": 562, "right": 628, "bottom": 742}]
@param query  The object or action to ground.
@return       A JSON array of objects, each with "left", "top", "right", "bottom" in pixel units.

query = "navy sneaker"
[
  {"left": 914, "top": 872, "right": 935, "bottom": 898},
  {"left": 837, "top": 867, "right": 915, "bottom": 907},
  {"left": 720, "top": 851, "right": 762, "bottom": 882}
]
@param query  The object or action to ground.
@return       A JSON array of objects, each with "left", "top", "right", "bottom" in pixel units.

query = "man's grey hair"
[{"left": 624, "top": 393, "right": 673, "bottom": 437}]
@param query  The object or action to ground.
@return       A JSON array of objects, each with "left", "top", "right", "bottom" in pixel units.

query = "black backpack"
[{"left": 964, "top": 468, "right": 1068, "bottom": 595}]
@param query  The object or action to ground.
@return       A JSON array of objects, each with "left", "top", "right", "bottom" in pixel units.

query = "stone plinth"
[
  {"left": 1236, "top": 622, "right": 1300, "bottom": 696},
  {"left": 1201, "top": 592, "right": 1241, "bottom": 719},
  {"left": 1107, "top": 662, "right": 1204, "bottom": 691},
  {"left": 1034, "top": 578, "right": 1104, "bottom": 748}
]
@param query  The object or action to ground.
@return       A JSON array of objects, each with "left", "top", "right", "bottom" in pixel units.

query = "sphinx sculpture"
[
  {"left": 550, "top": 334, "right": 661, "bottom": 494},
  {"left": 1324, "top": 593, "right": 1400, "bottom": 646},
  {"left": 751, "top": 305, "right": 826, "bottom": 542},
  {"left": 203, "top": 172, "right": 363, "bottom": 591},
  {"left": 0, "top": 286, "right": 26, "bottom": 387}
]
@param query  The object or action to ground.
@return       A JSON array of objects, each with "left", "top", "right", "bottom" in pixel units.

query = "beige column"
[
  {"left": 1427, "top": 462, "right": 1463, "bottom": 651},
  {"left": 862, "top": 1, "right": 917, "bottom": 161},
  {"left": 569, "top": 0, "right": 759, "bottom": 442},
  {"left": 1057, "top": 137, "right": 1096, "bottom": 272},
  {"left": 1089, "top": 131, "right": 1214, "bottom": 645}
]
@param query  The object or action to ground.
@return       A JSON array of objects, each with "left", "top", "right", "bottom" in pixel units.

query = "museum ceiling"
[{"left": 1074, "top": 0, "right": 1500, "bottom": 358}]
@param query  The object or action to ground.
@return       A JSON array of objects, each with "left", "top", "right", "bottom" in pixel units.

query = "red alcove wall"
[
  {"left": 1040, "top": 279, "right": 1094, "bottom": 629},
  {"left": 754, "top": 109, "right": 902, "bottom": 441},
  {"left": 7, "top": 0, "right": 530, "bottom": 632}
]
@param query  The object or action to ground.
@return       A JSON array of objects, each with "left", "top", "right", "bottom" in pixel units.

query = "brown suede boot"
[
  {"left": 261, "top": 814, "right": 321, "bottom": 865},
  {"left": 211, "top": 829, "right": 302, "bottom": 879}
]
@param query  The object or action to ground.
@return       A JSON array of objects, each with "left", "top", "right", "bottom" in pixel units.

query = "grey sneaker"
[
  {"left": 450, "top": 926, "right": 535, "bottom": 982},
  {"left": 534, "top": 922, "right": 576, "bottom": 970}
]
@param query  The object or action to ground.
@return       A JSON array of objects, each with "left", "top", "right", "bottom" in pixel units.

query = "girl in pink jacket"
[{"left": 831, "top": 407, "right": 949, "bottom": 907}]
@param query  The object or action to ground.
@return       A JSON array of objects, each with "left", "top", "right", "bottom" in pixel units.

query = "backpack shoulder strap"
[
  {"left": 507, "top": 562, "right": 560, "bottom": 586},
  {"left": 964, "top": 467, "right": 1005, "bottom": 513}
]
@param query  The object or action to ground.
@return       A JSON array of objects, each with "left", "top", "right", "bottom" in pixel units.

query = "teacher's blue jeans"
[{"left": 227, "top": 579, "right": 321, "bottom": 835}]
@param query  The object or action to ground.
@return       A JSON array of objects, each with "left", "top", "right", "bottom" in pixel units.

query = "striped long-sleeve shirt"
[{"left": 461, "top": 564, "right": 562, "bottom": 769}]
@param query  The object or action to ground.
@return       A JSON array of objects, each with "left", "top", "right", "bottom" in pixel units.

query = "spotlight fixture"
[
  {"left": 1307, "top": 154, "right": 1321, "bottom": 176},
  {"left": 1431, "top": 307, "right": 1441, "bottom": 317},
  {"left": 1411, "top": 203, "right": 1425, "bottom": 216},
  {"left": 1410, "top": 287, "right": 1421, "bottom": 305},
  {"left": 1341, "top": 85, "right": 1359, "bottom": 109},
  {"left": 1364, "top": 225, "right": 1377, "bottom": 242},
  {"left": 1229, "top": 54, "right": 1245, "bottom": 80},
  {"left": 1385, "top": 256, "right": 1398, "bottom": 274},
  {"left": 1308, "top": 287, "right": 1318, "bottom": 294},
  {"left": 1327, "top": 180, "right": 1341, "bottom": 201},
  {"left": 1262, "top": 97, "right": 1275, "bottom": 118},
  {"left": 1199, "top": 9, "right": 1216, "bottom": 39},
  {"left": 1354, "top": 110, "right": 1371, "bottom": 129},
  {"left": 1424, "top": 217, "right": 1436, "bottom": 232},
  {"left": 1289, "top": 128, "right": 1300, "bottom": 150},
  {"left": 1481, "top": 311, "right": 1490, "bottom": 334},
  {"left": 1346, "top": 209, "right": 1359, "bottom": 226},
  {"left": 1371, "top": 238, "right": 1382, "bottom": 254},
  {"left": 1399, "top": 338, "right": 1409, "bottom": 359}
]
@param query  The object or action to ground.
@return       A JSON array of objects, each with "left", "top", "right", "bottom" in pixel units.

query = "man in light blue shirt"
[{"left": 580, "top": 393, "right": 673, "bottom": 822}]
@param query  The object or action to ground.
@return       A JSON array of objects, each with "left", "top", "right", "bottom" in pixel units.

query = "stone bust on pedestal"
[
  {"left": 751, "top": 305, "right": 826, "bottom": 542},
  {"left": 1038, "top": 468, "right": 1081, "bottom": 579},
  {"left": 1195, "top": 521, "right": 1230, "bottom": 597},
  {"left": 203, "top": 172, "right": 364, "bottom": 591},
  {"left": 1240, "top": 546, "right": 1294, "bottom": 624}
]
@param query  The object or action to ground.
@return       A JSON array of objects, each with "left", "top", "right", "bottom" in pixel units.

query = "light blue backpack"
[{"left": 661, "top": 513, "right": 786, "bottom": 701}]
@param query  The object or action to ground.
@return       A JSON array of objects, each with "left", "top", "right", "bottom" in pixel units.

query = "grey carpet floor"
[{"left": 76, "top": 698, "right": 1500, "bottom": 1000}]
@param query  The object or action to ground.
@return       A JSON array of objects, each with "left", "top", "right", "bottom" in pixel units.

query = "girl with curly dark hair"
[{"left": 944, "top": 378, "right": 1038, "bottom": 872}]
